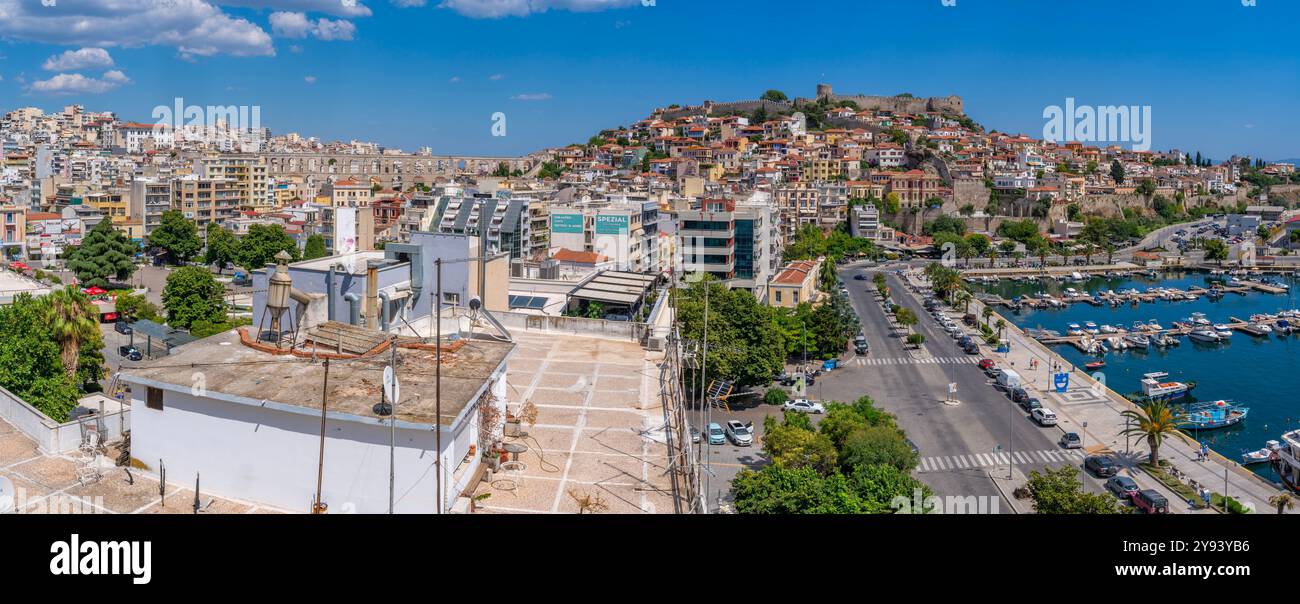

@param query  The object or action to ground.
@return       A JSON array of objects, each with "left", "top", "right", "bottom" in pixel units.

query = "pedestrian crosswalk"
[
  {"left": 916, "top": 449, "right": 1086, "bottom": 473},
  {"left": 847, "top": 356, "right": 981, "bottom": 367}
]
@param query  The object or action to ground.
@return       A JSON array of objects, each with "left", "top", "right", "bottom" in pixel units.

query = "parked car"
[
  {"left": 117, "top": 345, "right": 142, "bottom": 361},
  {"left": 957, "top": 335, "right": 973, "bottom": 348},
  {"left": 725, "top": 420, "right": 753, "bottom": 446},
  {"left": 784, "top": 399, "right": 826, "bottom": 414},
  {"left": 963, "top": 341, "right": 980, "bottom": 354},
  {"left": 963, "top": 314, "right": 978, "bottom": 326},
  {"left": 1022, "top": 397, "right": 1042, "bottom": 413},
  {"left": 1106, "top": 476, "right": 1140, "bottom": 499},
  {"left": 855, "top": 341, "right": 869, "bottom": 355},
  {"left": 114, "top": 320, "right": 133, "bottom": 335},
  {"left": 1010, "top": 387, "right": 1029, "bottom": 404},
  {"left": 1133, "top": 488, "right": 1169, "bottom": 514},
  {"left": 853, "top": 274, "right": 868, "bottom": 281},
  {"left": 1030, "top": 407, "right": 1058, "bottom": 426},
  {"left": 1059, "top": 432, "right": 1082, "bottom": 449},
  {"left": 1085, "top": 455, "right": 1121, "bottom": 478},
  {"left": 978, "top": 358, "right": 997, "bottom": 371},
  {"left": 705, "top": 423, "right": 726, "bottom": 445},
  {"left": 690, "top": 428, "right": 701, "bottom": 444}
]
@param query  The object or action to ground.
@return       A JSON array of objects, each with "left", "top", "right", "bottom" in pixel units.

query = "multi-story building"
[
  {"left": 767, "top": 258, "right": 821, "bottom": 308},
  {"left": 548, "top": 204, "right": 646, "bottom": 272},
  {"left": 431, "top": 195, "right": 535, "bottom": 261},
  {"left": 321, "top": 178, "right": 373, "bottom": 208},
  {"left": 0, "top": 206, "right": 26, "bottom": 258},
  {"left": 83, "top": 189, "right": 129, "bottom": 223},
  {"left": 129, "top": 178, "right": 173, "bottom": 235},
  {"left": 201, "top": 155, "right": 270, "bottom": 211},
  {"left": 674, "top": 197, "right": 780, "bottom": 298},
  {"left": 886, "top": 170, "right": 942, "bottom": 207},
  {"left": 172, "top": 175, "right": 243, "bottom": 229}
]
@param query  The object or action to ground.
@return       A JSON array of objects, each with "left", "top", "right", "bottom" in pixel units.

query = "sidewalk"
[{"left": 947, "top": 275, "right": 1289, "bottom": 515}]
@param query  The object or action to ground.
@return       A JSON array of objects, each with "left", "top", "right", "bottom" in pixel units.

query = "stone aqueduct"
[{"left": 264, "top": 153, "right": 535, "bottom": 188}]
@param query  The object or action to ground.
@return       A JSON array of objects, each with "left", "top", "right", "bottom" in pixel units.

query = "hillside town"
[{"left": 2, "top": 83, "right": 1299, "bottom": 517}]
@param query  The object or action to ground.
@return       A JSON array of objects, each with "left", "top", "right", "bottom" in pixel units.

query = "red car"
[{"left": 978, "top": 358, "right": 996, "bottom": 371}]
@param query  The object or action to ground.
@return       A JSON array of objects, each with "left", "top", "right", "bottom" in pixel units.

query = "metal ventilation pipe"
[
  {"left": 344, "top": 293, "right": 362, "bottom": 325},
  {"left": 378, "top": 290, "right": 392, "bottom": 332},
  {"left": 365, "top": 259, "right": 382, "bottom": 329}
]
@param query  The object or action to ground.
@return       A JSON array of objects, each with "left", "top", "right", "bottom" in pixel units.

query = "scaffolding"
[{"left": 659, "top": 325, "right": 700, "bottom": 513}]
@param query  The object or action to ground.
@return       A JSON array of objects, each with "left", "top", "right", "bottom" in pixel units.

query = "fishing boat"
[
  {"left": 1137, "top": 372, "right": 1195, "bottom": 401},
  {"left": 1124, "top": 332, "right": 1151, "bottom": 348},
  {"left": 1188, "top": 329, "right": 1222, "bottom": 343},
  {"left": 1085, "top": 361, "right": 1106, "bottom": 370},
  {"left": 1241, "top": 441, "right": 1281, "bottom": 465},
  {"left": 1179, "top": 401, "right": 1248, "bottom": 430}
]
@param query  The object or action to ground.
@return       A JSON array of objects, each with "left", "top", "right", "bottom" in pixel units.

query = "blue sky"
[{"left": 0, "top": 0, "right": 1297, "bottom": 160}]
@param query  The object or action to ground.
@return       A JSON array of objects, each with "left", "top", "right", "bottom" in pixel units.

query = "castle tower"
[{"left": 816, "top": 83, "right": 833, "bottom": 99}]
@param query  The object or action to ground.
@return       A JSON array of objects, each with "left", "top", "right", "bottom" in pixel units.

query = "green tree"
[
  {"left": 732, "top": 466, "right": 866, "bottom": 514},
  {"left": 1110, "top": 159, "right": 1126, "bottom": 184},
  {"left": 113, "top": 291, "right": 162, "bottom": 323},
  {"left": 0, "top": 294, "right": 97, "bottom": 421},
  {"left": 149, "top": 210, "right": 201, "bottom": 264},
  {"left": 764, "top": 387, "right": 789, "bottom": 406},
  {"left": 906, "top": 333, "right": 925, "bottom": 348},
  {"left": 43, "top": 286, "right": 101, "bottom": 381},
  {"left": 204, "top": 222, "right": 239, "bottom": 274},
  {"left": 841, "top": 425, "right": 920, "bottom": 472},
  {"left": 1204, "top": 238, "right": 1229, "bottom": 265},
  {"left": 674, "top": 278, "right": 784, "bottom": 391},
  {"left": 162, "top": 265, "right": 228, "bottom": 330},
  {"left": 302, "top": 234, "right": 329, "bottom": 260},
  {"left": 238, "top": 224, "right": 300, "bottom": 273},
  {"left": 67, "top": 220, "right": 137, "bottom": 288},
  {"left": 762, "top": 418, "right": 839, "bottom": 475},
  {"left": 760, "top": 89, "right": 788, "bottom": 102},
  {"left": 1024, "top": 466, "right": 1120, "bottom": 514},
  {"left": 1120, "top": 400, "right": 1188, "bottom": 465}
]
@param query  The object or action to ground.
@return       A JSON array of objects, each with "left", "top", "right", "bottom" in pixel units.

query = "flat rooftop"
[
  {"left": 123, "top": 329, "right": 515, "bottom": 427},
  {"left": 290, "top": 250, "right": 387, "bottom": 273}
]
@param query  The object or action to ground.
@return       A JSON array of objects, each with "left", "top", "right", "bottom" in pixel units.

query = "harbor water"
[{"left": 974, "top": 270, "right": 1300, "bottom": 482}]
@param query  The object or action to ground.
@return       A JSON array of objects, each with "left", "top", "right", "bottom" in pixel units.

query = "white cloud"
[
  {"left": 269, "top": 11, "right": 356, "bottom": 41},
  {"left": 29, "top": 70, "right": 131, "bottom": 95},
  {"left": 42, "top": 47, "right": 114, "bottom": 71},
  {"left": 304, "top": 75, "right": 317, "bottom": 84},
  {"left": 0, "top": 0, "right": 396, "bottom": 58},
  {"left": 449, "top": 76, "right": 461, "bottom": 83},
  {"left": 391, "top": 0, "right": 427, "bottom": 6},
  {"left": 220, "top": 0, "right": 373, "bottom": 18},
  {"left": 488, "top": 73, "right": 504, "bottom": 80},
  {"left": 510, "top": 92, "right": 551, "bottom": 101},
  {"left": 438, "top": 0, "right": 638, "bottom": 19}
]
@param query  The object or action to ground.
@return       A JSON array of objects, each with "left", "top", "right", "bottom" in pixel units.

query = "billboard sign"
[{"left": 551, "top": 213, "right": 584, "bottom": 234}]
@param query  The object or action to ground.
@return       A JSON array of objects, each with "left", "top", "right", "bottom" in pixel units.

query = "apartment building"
[
  {"left": 129, "top": 178, "right": 173, "bottom": 235},
  {"left": 675, "top": 197, "right": 780, "bottom": 298},
  {"left": 767, "top": 258, "right": 821, "bottom": 308},
  {"left": 886, "top": 170, "right": 942, "bottom": 207},
  {"left": 173, "top": 175, "right": 243, "bottom": 229},
  {"left": 549, "top": 205, "right": 647, "bottom": 272},
  {"left": 82, "top": 189, "right": 129, "bottom": 223},
  {"left": 321, "top": 178, "right": 373, "bottom": 208},
  {"left": 431, "top": 195, "right": 536, "bottom": 261},
  {"left": 0, "top": 206, "right": 26, "bottom": 258},
  {"left": 201, "top": 155, "right": 270, "bottom": 211}
]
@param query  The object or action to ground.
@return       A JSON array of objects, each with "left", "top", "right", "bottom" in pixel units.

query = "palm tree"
[
  {"left": 1268, "top": 493, "right": 1294, "bottom": 515},
  {"left": 986, "top": 247, "right": 998, "bottom": 268},
  {"left": 1105, "top": 242, "right": 1116, "bottom": 265},
  {"left": 981, "top": 305, "right": 993, "bottom": 328},
  {"left": 1119, "top": 400, "right": 1188, "bottom": 465},
  {"left": 953, "top": 289, "right": 972, "bottom": 315},
  {"left": 44, "top": 286, "right": 99, "bottom": 381},
  {"left": 995, "top": 318, "right": 1006, "bottom": 340}
]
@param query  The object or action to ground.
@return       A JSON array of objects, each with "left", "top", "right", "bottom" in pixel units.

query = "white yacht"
[
  {"left": 1189, "top": 329, "right": 1222, "bottom": 343},
  {"left": 1190, "top": 312, "right": 1211, "bottom": 326},
  {"left": 1100, "top": 324, "right": 1118, "bottom": 334},
  {"left": 1084, "top": 321, "right": 1100, "bottom": 334}
]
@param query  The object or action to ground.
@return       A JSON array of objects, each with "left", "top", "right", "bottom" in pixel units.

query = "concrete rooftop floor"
[
  {"left": 470, "top": 331, "right": 678, "bottom": 514},
  {"left": 0, "top": 418, "right": 288, "bottom": 514}
]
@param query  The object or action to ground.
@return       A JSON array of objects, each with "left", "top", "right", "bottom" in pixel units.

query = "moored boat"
[
  {"left": 1179, "top": 401, "right": 1248, "bottom": 430},
  {"left": 1242, "top": 440, "right": 1281, "bottom": 465},
  {"left": 1136, "top": 372, "right": 1194, "bottom": 401}
]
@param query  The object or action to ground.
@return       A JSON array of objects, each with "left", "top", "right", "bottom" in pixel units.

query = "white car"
[
  {"left": 725, "top": 420, "right": 754, "bottom": 446},
  {"left": 783, "top": 399, "right": 826, "bottom": 414},
  {"left": 1031, "top": 408, "right": 1058, "bottom": 426}
]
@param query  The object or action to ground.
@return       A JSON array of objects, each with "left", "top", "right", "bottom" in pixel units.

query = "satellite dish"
[
  {"left": 0, "top": 476, "right": 14, "bottom": 514},
  {"left": 468, "top": 296, "right": 483, "bottom": 312},
  {"left": 383, "top": 366, "right": 400, "bottom": 405}
]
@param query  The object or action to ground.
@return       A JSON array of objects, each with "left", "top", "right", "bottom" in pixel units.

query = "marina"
[{"left": 973, "top": 270, "right": 1300, "bottom": 485}]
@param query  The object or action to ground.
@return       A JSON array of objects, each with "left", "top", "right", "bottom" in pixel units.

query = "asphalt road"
[{"left": 821, "top": 260, "right": 1108, "bottom": 510}]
